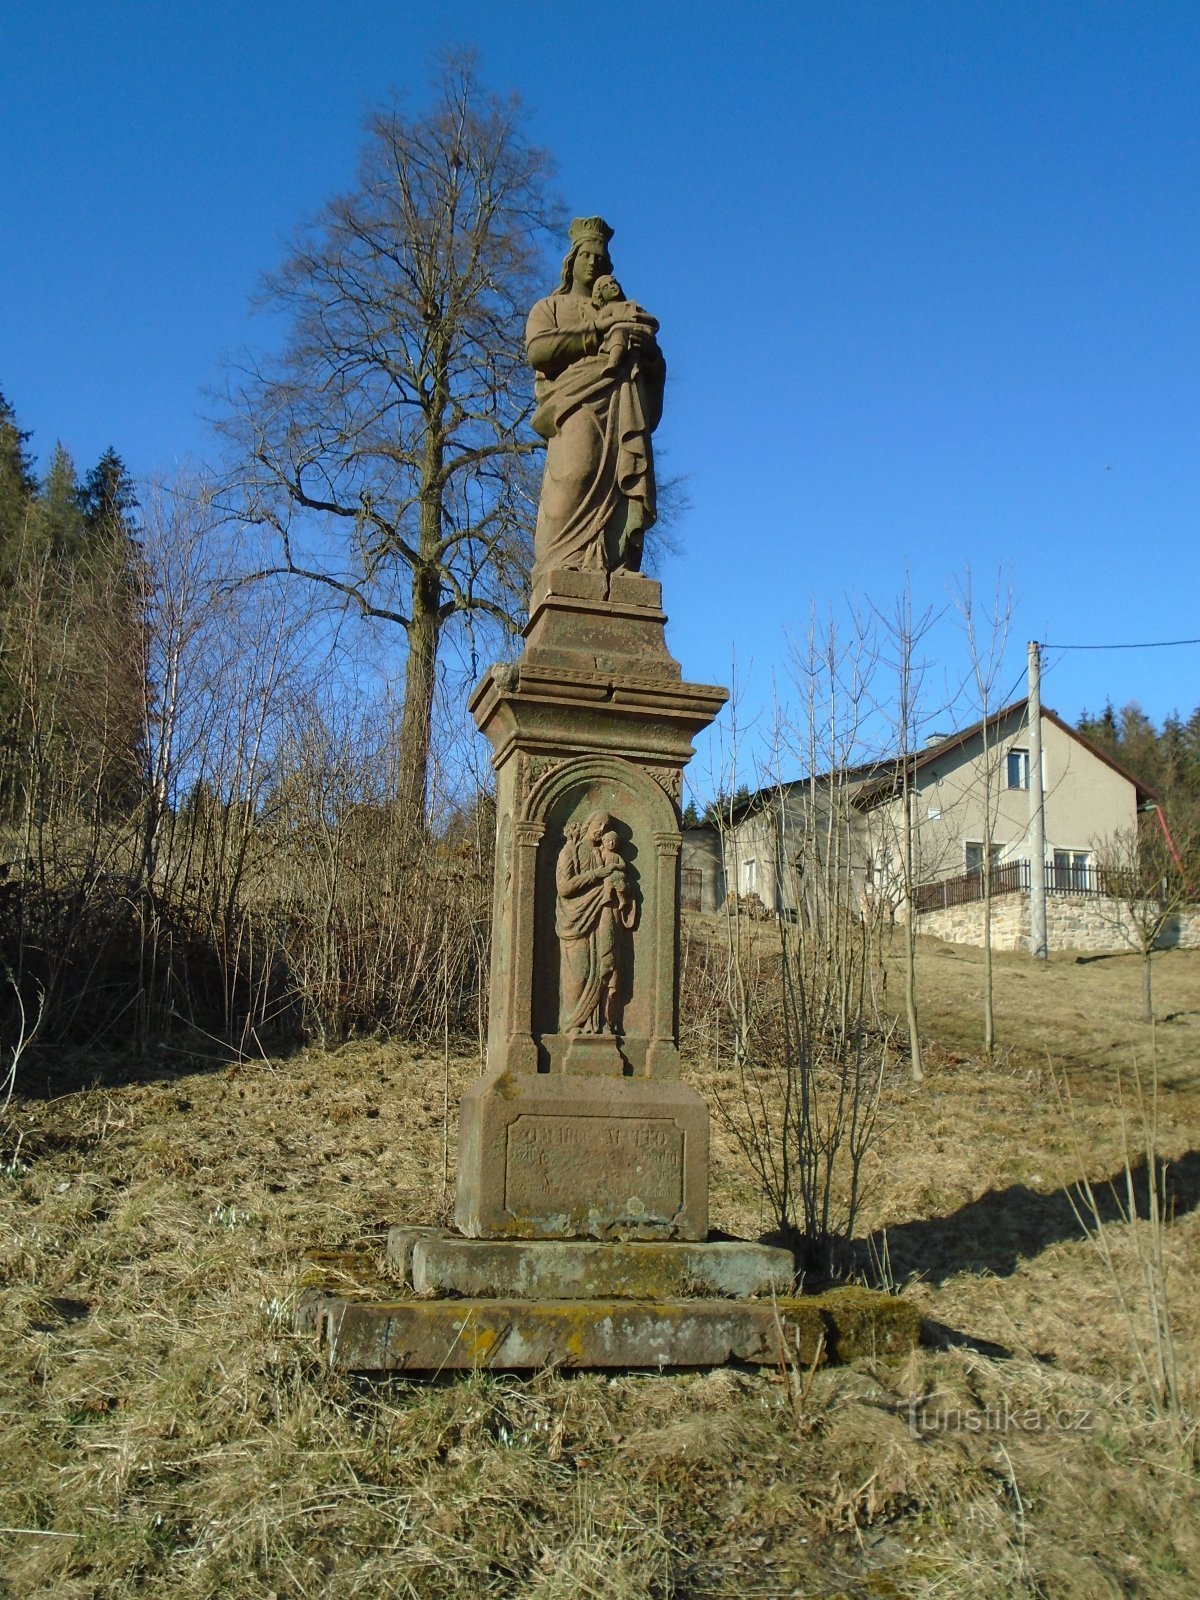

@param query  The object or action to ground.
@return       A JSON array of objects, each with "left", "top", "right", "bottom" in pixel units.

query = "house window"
[
  {"left": 965, "top": 841, "right": 1003, "bottom": 876},
  {"left": 1052, "top": 850, "right": 1092, "bottom": 892},
  {"left": 1006, "top": 749, "right": 1029, "bottom": 790},
  {"left": 742, "top": 859, "right": 757, "bottom": 895}
]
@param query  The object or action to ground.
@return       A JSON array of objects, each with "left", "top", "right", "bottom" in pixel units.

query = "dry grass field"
[{"left": 2, "top": 934, "right": 1197, "bottom": 1598}]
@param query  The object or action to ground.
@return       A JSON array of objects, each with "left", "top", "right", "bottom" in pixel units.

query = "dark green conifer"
[
  {"left": 0, "top": 388, "right": 37, "bottom": 553},
  {"left": 36, "top": 442, "right": 86, "bottom": 557},
  {"left": 80, "top": 447, "right": 139, "bottom": 540}
]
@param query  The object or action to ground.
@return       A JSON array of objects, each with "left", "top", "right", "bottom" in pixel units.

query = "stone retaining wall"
[{"left": 914, "top": 893, "right": 1200, "bottom": 954}]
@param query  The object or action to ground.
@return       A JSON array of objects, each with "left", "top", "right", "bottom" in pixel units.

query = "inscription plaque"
[{"left": 505, "top": 1115, "right": 684, "bottom": 1219}]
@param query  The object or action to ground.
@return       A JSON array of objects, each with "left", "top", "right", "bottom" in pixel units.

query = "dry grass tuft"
[{"left": 2, "top": 941, "right": 1198, "bottom": 1595}]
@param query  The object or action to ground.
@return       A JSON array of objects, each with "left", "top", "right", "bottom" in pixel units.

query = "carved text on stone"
[{"left": 504, "top": 1115, "right": 685, "bottom": 1219}]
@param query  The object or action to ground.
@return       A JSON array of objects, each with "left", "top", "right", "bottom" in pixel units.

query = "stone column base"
[
  {"left": 301, "top": 1282, "right": 920, "bottom": 1373},
  {"left": 454, "top": 1070, "right": 708, "bottom": 1241},
  {"left": 293, "top": 1237, "right": 922, "bottom": 1373},
  {"left": 393, "top": 1231, "right": 794, "bottom": 1300}
]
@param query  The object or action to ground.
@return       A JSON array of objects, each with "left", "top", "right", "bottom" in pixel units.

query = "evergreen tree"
[
  {"left": 1078, "top": 699, "right": 1200, "bottom": 880},
  {"left": 1117, "top": 701, "right": 1160, "bottom": 788},
  {"left": 76, "top": 449, "right": 146, "bottom": 813},
  {"left": 1160, "top": 712, "right": 1186, "bottom": 794},
  {"left": 80, "top": 447, "right": 139, "bottom": 542},
  {"left": 1078, "top": 699, "right": 1120, "bottom": 757},
  {"left": 36, "top": 442, "right": 86, "bottom": 557},
  {"left": 1172, "top": 706, "right": 1200, "bottom": 871},
  {"left": 1184, "top": 707, "right": 1200, "bottom": 791},
  {"left": 0, "top": 391, "right": 35, "bottom": 484},
  {"left": 0, "top": 389, "right": 37, "bottom": 568},
  {"left": 0, "top": 430, "right": 146, "bottom": 824}
]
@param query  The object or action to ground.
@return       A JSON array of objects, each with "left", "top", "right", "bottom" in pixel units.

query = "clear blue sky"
[{"left": 4, "top": 1, "right": 1198, "bottom": 785}]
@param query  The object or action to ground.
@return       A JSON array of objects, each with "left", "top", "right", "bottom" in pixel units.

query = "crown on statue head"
[{"left": 569, "top": 216, "right": 615, "bottom": 248}]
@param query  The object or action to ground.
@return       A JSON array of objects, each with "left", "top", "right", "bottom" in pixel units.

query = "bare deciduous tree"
[
  {"left": 222, "top": 55, "right": 559, "bottom": 820},
  {"left": 689, "top": 626, "right": 891, "bottom": 1278},
  {"left": 1093, "top": 818, "right": 1195, "bottom": 1023},
  {"left": 954, "top": 566, "right": 1014, "bottom": 1056},
  {"left": 873, "top": 580, "right": 942, "bottom": 1083}
]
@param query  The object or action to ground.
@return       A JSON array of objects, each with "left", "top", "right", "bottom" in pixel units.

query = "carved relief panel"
[{"left": 526, "top": 756, "right": 676, "bottom": 1072}]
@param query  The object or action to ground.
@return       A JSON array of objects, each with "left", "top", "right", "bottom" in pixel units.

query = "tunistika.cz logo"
[{"left": 906, "top": 1391, "right": 1094, "bottom": 1440}]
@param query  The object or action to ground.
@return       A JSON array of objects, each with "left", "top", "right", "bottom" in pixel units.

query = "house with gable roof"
[
  {"left": 684, "top": 698, "right": 1162, "bottom": 949},
  {"left": 853, "top": 697, "right": 1154, "bottom": 916}
]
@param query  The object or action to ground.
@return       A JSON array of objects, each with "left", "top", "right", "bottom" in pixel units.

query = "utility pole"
[{"left": 1028, "top": 640, "right": 1048, "bottom": 960}]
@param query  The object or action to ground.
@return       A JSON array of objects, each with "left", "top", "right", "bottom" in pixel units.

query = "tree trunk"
[
  {"left": 904, "top": 918, "right": 924, "bottom": 1082},
  {"left": 983, "top": 858, "right": 995, "bottom": 1055},
  {"left": 902, "top": 787, "right": 924, "bottom": 1082},
  {"left": 1143, "top": 949, "right": 1154, "bottom": 1023},
  {"left": 397, "top": 563, "right": 441, "bottom": 826}
]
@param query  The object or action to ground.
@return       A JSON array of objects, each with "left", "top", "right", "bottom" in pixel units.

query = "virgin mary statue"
[{"left": 525, "top": 217, "right": 665, "bottom": 582}]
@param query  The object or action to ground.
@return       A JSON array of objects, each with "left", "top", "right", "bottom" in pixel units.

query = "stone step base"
[
  {"left": 304, "top": 1287, "right": 921, "bottom": 1373},
  {"left": 389, "top": 1228, "right": 795, "bottom": 1301}
]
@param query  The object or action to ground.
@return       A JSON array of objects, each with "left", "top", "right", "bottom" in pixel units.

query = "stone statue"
[
  {"left": 554, "top": 811, "right": 638, "bottom": 1035},
  {"left": 526, "top": 217, "right": 665, "bottom": 580}
]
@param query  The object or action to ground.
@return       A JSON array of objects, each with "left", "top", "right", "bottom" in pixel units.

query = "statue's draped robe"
[
  {"left": 526, "top": 293, "right": 664, "bottom": 576},
  {"left": 555, "top": 840, "right": 634, "bottom": 1034}
]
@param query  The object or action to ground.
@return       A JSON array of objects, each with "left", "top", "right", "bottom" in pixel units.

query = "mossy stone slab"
[
  {"left": 402, "top": 1234, "right": 795, "bottom": 1301},
  {"left": 312, "top": 1289, "right": 921, "bottom": 1372}
]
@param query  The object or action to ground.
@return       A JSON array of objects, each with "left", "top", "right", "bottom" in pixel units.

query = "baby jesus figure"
[
  {"left": 591, "top": 273, "right": 659, "bottom": 372},
  {"left": 599, "top": 828, "right": 637, "bottom": 929}
]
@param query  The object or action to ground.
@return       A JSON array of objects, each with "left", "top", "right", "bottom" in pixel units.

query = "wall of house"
[
  {"left": 723, "top": 784, "right": 870, "bottom": 917},
  {"left": 717, "top": 710, "right": 1142, "bottom": 926},
  {"left": 915, "top": 706, "right": 1027, "bottom": 876},
  {"left": 914, "top": 891, "right": 1200, "bottom": 954},
  {"left": 1038, "top": 715, "right": 1138, "bottom": 857},
  {"left": 721, "top": 812, "right": 784, "bottom": 910},
  {"left": 681, "top": 826, "right": 726, "bottom": 913},
  {"left": 870, "top": 707, "right": 1138, "bottom": 889},
  {"left": 866, "top": 711, "right": 1027, "bottom": 890}
]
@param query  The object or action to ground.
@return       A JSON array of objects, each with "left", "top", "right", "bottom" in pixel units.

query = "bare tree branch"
[{"left": 218, "top": 53, "right": 561, "bottom": 817}]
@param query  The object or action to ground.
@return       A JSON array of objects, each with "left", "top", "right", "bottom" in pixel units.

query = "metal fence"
[
  {"left": 913, "top": 859, "right": 1143, "bottom": 914},
  {"left": 1045, "top": 863, "right": 1137, "bottom": 898},
  {"left": 912, "top": 859, "right": 1029, "bottom": 913}
]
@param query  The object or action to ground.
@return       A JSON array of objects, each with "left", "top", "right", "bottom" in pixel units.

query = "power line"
[
  {"left": 986, "top": 664, "right": 1030, "bottom": 711},
  {"left": 1039, "top": 636, "right": 1200, "bottom": 652}
]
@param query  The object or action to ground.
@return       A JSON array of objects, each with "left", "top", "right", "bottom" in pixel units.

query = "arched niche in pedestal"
[{"left": 522, "top": 754, "right": 681, "bottom": 1076}]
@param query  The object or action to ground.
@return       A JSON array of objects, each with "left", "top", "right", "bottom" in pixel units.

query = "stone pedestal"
[
  {"left": 297, "top": 1240, "right": 922, "bottom": 1372},
  {"left": 455, "top": 1073, "right": 709, "bottom": 1240},
  {"left": 452, "top": 568, "right": 726, "bottom": 1245},
  {"left": 465, "top": 569, "right": 726, "bottom": 1085},
  {"left": 396, "top": 1232, "right": 795, "bottom": 1300},
  {"left": 295, "top": 570, "right": 922, "bottom": 1373}
]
